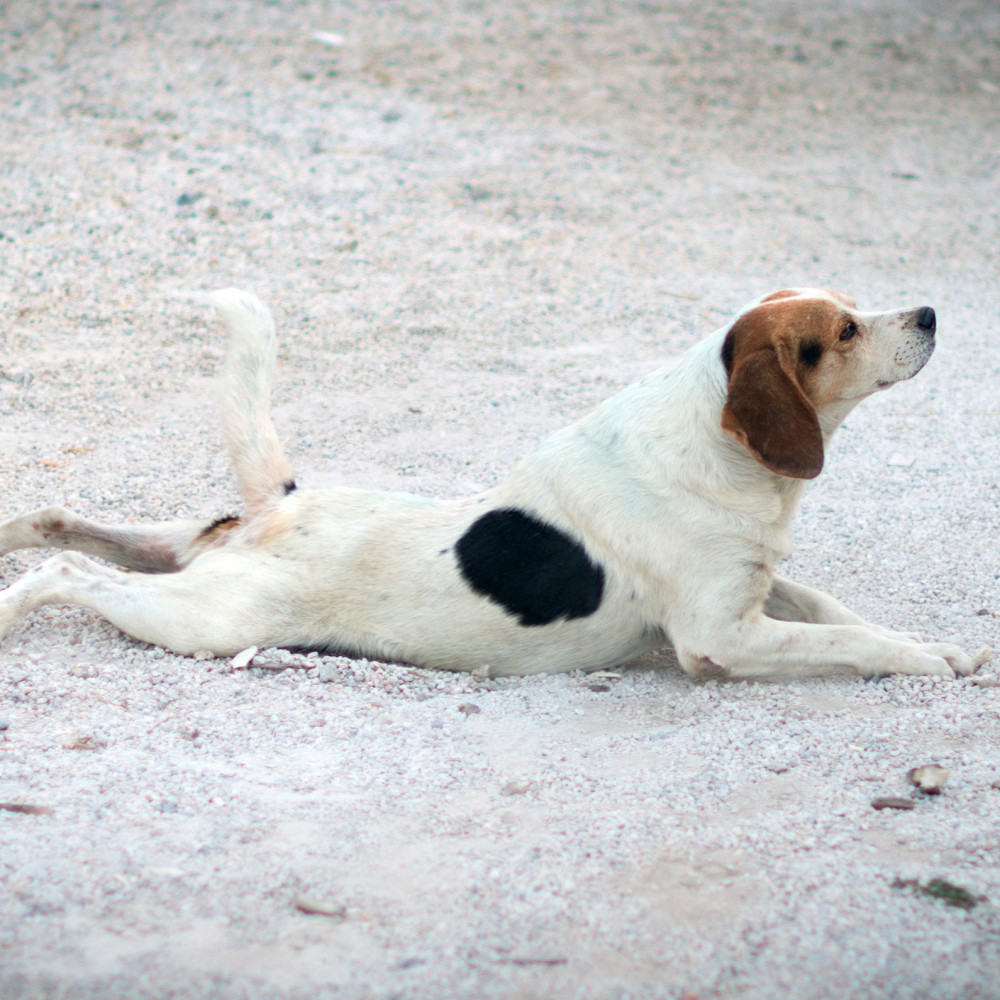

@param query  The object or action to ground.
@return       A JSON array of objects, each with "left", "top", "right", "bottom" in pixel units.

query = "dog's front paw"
[
  {"left": 864, "top": 640, "right": 989, "bottom": 679},
  {"left": 911, "top": 642, "right": 992, "bottom": 678}
]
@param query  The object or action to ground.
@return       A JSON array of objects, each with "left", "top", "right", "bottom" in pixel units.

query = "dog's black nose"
[{"left": 916, "top": 306, "right": 936, "bottom": 334}]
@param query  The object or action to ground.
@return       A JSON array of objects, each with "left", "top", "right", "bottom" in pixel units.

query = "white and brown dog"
[{"left": 0, "top": 288, "right": 989, "bottom": 679}]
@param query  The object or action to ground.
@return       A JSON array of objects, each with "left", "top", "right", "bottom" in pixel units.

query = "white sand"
[{"left": 1, "top": 1, "right": 999, "bottom": 996}]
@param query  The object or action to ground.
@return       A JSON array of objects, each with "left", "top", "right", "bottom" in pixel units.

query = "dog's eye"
[{"left": 839, "top": 322, "right": 859, "bottom": 342}]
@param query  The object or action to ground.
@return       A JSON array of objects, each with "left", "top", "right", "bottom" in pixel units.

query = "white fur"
[{"left": 0, "top": 288, "right": 989, "bottom": 679}]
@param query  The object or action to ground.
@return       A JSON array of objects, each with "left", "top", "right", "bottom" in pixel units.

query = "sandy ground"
[{"left": 1, "top": 1, "right": 1000, "bottom": 997}]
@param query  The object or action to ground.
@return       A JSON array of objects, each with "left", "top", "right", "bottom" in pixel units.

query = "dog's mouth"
[
  {"left": 880, "top": 337, "right": 935, "bottom": 389},
  {"left": 874, "top": 355, "right": 932, "bottom": 391}
]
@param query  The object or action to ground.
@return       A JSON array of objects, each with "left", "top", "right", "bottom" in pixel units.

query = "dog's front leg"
[
  {"left": 765, "top": 575, "right": 921, "bottom": 642},
  {"left": 675, "top": 614, "right": 990, "bottom": 681}
]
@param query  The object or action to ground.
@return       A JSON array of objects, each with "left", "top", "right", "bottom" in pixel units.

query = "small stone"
[
  {"left": 294, "top": 894, "right": 346, "bottom": 918},
  {"left": 191, "top": 649, "right": 215, "bottom": 661},
  {"left": 0, "top": 718, "right": 9, "bottom": 732},
  {"left": 501, "top": 780, "right": 533, "bottom": 796},
  {"left": 0, "top": 802, "right": 52, "bottom": 815},
  {"left": 458, "top": 703, "right": 481, "bottom": 716},
  {"left": 393, "top": 957, "right": 425, "bottom": 970},
  {"left": 311, "top": 30, "right": 346, "bottom": 47},
  {"left": 587, "top": 683, "right": 610, "bottom": 692},
  {"left": 317, "top": 661, "right": 342, "bottom": 683},
  {"left": 230, "top": 646, "right": 258, "bottom": 670},
  {"left": 62, "top": 733, "right": 105, "bottom": 751},
  {"left": 907, "top": 764, "right": 950, "bottom": 795},
  {"left": 871, "top": 796, "right": 915, "bottom": 811},
  {"left": 894, "top": 877, "right": 984, "bottom": 910},
  {"left": 252, "top": 652, "right": 308, "bottom": 671},
  {"left": 146, "top": 866, "right": 185, "bottom": 878},
  {"left": 69, "top": 663, "right": 99, "bottom": 678}
]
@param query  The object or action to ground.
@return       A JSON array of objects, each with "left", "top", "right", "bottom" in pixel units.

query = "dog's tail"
[{"left": 208, "top": 289, "right": 296, "bottom": 516}]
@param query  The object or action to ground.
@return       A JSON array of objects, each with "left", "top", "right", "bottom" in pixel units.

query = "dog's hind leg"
[
  {"left": 0, "top": 550, "right": 277, "bottom": 655},
  {"left": 0, "top": 505, "right": 234, "bottom": 572},
  {"left": 210, "top": 289, "right": 296, "bottom": 517}
]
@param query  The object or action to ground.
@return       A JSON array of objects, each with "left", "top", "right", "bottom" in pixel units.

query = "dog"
[{"left": 0, "top": 287, "right": 989, "bottom": 679}]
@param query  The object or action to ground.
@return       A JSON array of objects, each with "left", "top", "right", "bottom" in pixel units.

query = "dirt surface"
[{"left": 2, "top": 1, "right": 1000, "bottom": 997}]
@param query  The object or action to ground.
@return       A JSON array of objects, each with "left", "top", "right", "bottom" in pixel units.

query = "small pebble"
[
  {"left": 62, "top": 734, "right": 104, "bottom": 751},
  {"left": 501, "top": 780, "right": 533, "bottom": 796},
  {"left": 294, "top": 894, "right": 346, "bottom": 918},
  {"left": 0, "top": 802, "right": 53, "bottom": 815},
  {"left": 311, "top": 30, "right": 347, "bottom": 47},
  {"left": 317, "top": 661, "right": 342, "bottom": 683},
  {"left": 871, "top": 796, "right": 916, "bottom": 811},
  {"left": 907, "top": 764, "right": 949, "bottom": 795},
  {"left": 230, "top": 646, "right": 258, "bottom": 670}
]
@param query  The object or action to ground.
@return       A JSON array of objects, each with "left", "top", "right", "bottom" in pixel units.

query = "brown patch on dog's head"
[{"left": 721, "top": 291, "right": 862, "bottom": 479}]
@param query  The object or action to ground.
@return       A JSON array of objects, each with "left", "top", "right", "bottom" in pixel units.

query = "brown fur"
[{"left": 719, "top": 297, "right": 846, "bottom": 478}]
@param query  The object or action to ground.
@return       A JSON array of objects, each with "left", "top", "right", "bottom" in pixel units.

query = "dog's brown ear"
[{"left": 721, "top": 343, "right": 824, "bottom": 479}]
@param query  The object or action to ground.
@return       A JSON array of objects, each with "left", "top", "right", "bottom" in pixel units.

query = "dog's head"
[{"left": 720, "top": 288, "right": 936, "bottom": 479}]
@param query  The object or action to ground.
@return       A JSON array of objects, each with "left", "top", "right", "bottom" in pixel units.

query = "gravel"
[{"left": 1, "top": 1, "right": 999, "bottom": 997}]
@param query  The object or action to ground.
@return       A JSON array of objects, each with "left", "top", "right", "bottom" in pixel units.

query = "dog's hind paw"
[{"left": 972, "top": 645, "right": 993, "bottom": 669}]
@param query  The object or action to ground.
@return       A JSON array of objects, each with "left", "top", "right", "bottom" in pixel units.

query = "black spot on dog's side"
[
  {"left": 798, "top": 340, "right": 823, "bottom": 367},
  {"left": 283, "top": 480, "right": 298, "bottom": 495},
  {"left": 455, "top": 508, "right": 605, "bottom": 626}
]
